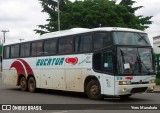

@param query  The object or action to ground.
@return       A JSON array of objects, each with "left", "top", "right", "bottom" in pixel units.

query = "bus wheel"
[
  {"left": 86, "top": 80, "right": 102, "bottom": 100},
  {"left": 20, "top": 76, "right": 27, "bottom": 91},
  {"left": 28, "top": 77, "right": 36, "bottom": 93}
]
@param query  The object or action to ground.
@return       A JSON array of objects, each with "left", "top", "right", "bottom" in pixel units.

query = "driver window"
[
  {"left": 104, "top": 52, "right": 113, "bottom": 72},
  {"left": 93, "top": 52, "right": 113, "bottom": 73}
]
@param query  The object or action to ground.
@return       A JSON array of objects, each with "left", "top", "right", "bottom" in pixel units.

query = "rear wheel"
[
  {"left": 28, "top": 77, "right": 36, "bottom": 93},
  {"left": 86, "top": 80, "right": 103, "bottom": 100},
  {"left": 20, "top": 76, "right": 27, "bottom": 91}
]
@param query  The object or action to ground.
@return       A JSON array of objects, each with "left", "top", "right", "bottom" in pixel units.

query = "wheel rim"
[
  {"left": 20, "top": 78, "right": 26, "bottom": 90},
  {"left": 29, "top": 79, "right": 35, "bottom": 91},
  {"left": 90, "top": 85, "right": 99, "bottom": 95}
]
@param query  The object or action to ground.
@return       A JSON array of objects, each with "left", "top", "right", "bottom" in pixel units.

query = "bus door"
[{"left": 93, "top": 50, "right": 115, "bottom": 95}]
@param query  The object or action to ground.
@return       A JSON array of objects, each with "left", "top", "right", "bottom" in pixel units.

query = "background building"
[
  {"left": 153, "top": 35, "right": 160, "bottom": 78},
  {"left": 153, "top": 35, "right": 160, "bottom": 53}
]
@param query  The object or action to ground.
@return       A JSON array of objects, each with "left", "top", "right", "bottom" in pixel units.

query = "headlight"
[
  {"left": 119, "top": 81, "right": 131, "bottom": 85},
  {"left": 150, "top": 79, "right": 156, "bottom": 83}
]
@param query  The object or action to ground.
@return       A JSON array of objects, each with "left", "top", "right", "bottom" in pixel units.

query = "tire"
[
  {"left": 20, "top": 76, "right": 27, "bottom": 91},
  {"left": 28, "top": 77, "right": 36, "bottom": 93},
  {"left": 86, "top": 80, "right": 103, "bottom": 100},
  {"left": 120, "top": 94, "right": 132, "bottom": 99}
]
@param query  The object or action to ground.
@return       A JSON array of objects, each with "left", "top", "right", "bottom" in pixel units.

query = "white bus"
[{"left": 2, "top": 27, "right": 156, "bottom": 99}]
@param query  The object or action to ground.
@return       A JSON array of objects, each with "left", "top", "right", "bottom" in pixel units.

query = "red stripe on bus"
[{"left": 17, "top": 59, "right": 34, "bottom": 76}]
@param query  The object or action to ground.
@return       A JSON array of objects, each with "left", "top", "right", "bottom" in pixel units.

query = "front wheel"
[
  {"left": 28, "top": 77, "right": 36, "bottom": 93},
  {"left": 86, "top": 80, "right": 103, "bottom": 100},
  {"left": 20, "top": 76, "right": 27, "bottom": 91}
]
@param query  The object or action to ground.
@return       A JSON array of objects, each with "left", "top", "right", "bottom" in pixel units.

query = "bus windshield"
[
  {"left": 113, "top": 32, "right": 151, "bottom": 46},
  {"left": 117, "top": 47, "right": 154, "bottom": 75}
]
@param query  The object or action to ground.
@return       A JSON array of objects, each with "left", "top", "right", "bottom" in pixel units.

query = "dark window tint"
[
  {"left": 44, "top": 39, "right": 57, "bottom": 55},
  {"left": 3, "top": 46, "right": 10, "bottom": 58},
  {"left": 94, "top": 32, "right": 109, "bottom": 50},
  {"left": 93, "top": 53, "right": 102, "bottom": 71},
  {"left": 31, "top": 41, "right": 43, "bottom": 56},
  {"left": 74, "top": 35, "right": 81, "bottom": 53},
  {"left": 80, "top": 34, "right": 92, "bottom": 52},
  {"left": 11, "top": 45, "right": 19, "bottom": 58},
  {"left": 20, "top": 43, "right": 30, "bottom": 57},
  {"left": 58, "top": 37, "right": 73, "bottom": 54}
]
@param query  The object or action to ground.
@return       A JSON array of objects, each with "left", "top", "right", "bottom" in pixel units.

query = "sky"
[{"left": 0, "top": 0, "right": 160, "bottom": 44}]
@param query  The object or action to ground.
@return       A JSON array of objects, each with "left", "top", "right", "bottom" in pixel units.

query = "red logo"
[
  {"left": 125, "top": 76, "right": 133, "bottom": 80},
  {"left": 10, "top": 59, "right": 34, "bottom": 85},
  {"left": 65, "top": 57, "right": 78, "bottom": 65}
]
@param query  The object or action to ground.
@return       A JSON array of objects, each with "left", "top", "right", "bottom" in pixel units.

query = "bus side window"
[
  {"left": 74, "top": 35, "right": 80, "bottom": 53},
  {"left": 103, "top": 52, "right": 113, "bottom": 72},
  {"left": 58, "top": 37, "right": 73, "bottom": 54},
  {"left": 20, "top": 43, "right": 30, "bottom": 57},
  {"left": 31, "top": 42, "right": 37, "bottom": 56},
  {"left": 31, "top": 41, "right": 43, "bottom": 56},
  {"left": 93, "top": 32, "right": 109, "bottom": 50},
  {"left": 3, "top": 46, "right": 10, "bottom": 59},
  {"left": 37, "top": 41, "right": 43, "bottom": 56},
  {"left": 44, "top": 39, "right": 57, "bottom": 55},
  {"left": 80, "top": 33, "right": 92, "bottom": 53},
  {"left": 11, "top": 45, "right": 19, "bottom": 58}
]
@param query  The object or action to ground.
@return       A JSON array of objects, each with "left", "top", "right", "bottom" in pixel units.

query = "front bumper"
[{"left": 114, "top": 83, "right": 155, "bottom": 96}]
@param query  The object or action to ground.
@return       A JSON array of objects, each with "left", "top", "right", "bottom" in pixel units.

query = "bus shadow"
[
  {"left": 36, "top": 88, "right": 88, "bottom": 99},
  {"left": 103, "top": 95, "right": 151, "bottom": 103},
  {"left": 8, "top": 88, "right": 151, "bottom": 103}
]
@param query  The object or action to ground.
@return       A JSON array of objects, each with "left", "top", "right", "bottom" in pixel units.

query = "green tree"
[
  {"left": 119, "top": 0, "right": 152, "bottom": 30},
  {"left": 34, "top": 0, "right": 152, "bottom": 35}
]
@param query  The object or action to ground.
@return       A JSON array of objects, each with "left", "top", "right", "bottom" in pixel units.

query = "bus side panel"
[
  {"left": 3, "top": 59, "right": 18, "bottom": 86},
  {"left": 102, "top": 74, "right": 115, "bottom": 95},
  {"left": 62, "top": 54, "right": 92, "bottom": 92},
  {"left": 66, "top": 69, "right": 82, "bottom": 91},
  {"left": 40, "top": 69, "right": 53, "bottom": 88},
  {"left": 3, "top": 69, "right": 17, "bottom": 86},
  {"left": 93, "top": 72, "right": 115, "bottom": 95},
  {"left": 52, "top": 69, "right": 66, "bottom": 90}
]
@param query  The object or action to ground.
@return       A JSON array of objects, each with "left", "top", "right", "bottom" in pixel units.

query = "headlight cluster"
[
  {"left": 150, "top": 79, "right": 156, "bottom": 83},
  {"left": 119, "top": 81, "right": 131, "bottom": 85}
]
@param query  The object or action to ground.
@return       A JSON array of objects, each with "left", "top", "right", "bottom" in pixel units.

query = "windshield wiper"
[
  {"left": 136, "top": 33, "right": 149, "bottom": 44},
  {"left": 140, "top": 60, "right": 151, "bottom": 75}
]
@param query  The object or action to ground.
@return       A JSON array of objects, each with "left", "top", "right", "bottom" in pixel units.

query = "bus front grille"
[
  {"left": 130, "top": 87, "right": 148, "bottom": 93},
  {"left": 131, "top": 81, "right": 149, "bottom": 84}
]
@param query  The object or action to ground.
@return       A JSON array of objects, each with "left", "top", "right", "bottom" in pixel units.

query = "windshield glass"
[
  {"left": 138, "top": 48, "right": 153, "bottom": 73},
  {"left": 117, "top": 47, "right": 154, "bottom": 75},
  {"left": 113, "top": 32, "right": 151, "bottom": 46}
]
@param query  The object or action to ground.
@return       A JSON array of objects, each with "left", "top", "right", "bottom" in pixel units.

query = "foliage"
[
  {"left": 156, "top": 78, "right": 160, "bottom": 85},
  {"left": 34, "top": 0, "right": 153, "bottom": 35}
]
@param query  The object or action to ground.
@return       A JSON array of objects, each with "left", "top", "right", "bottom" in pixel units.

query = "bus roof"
[{"left": 4, "top": 27, "right": 146, "bottom": 46}]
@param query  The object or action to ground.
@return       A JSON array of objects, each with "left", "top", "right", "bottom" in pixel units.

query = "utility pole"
[
  {"left": 57, "top": 0, "right": 61, "bottom": 31},
  {"left": 1, "top": 30, "right": 9, "bottom": 43}
]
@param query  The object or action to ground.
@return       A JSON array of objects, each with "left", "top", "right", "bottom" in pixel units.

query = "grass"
[{"left": 156, "top": 78, "right": 160, "bottom": 85}]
